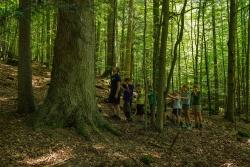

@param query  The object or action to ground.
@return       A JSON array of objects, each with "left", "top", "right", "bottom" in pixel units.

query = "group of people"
[
  {"left": 167, "top": 84, "right": 203, "bottom": 129},
  {"left": 108, "top": 66, "right": 203, "bottom": 129},
  {"left": 108, "top": 67, "right": 153, "bottom": 122}
]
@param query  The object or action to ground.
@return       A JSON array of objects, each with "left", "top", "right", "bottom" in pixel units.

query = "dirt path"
[{"left": 0, "top": 63, "right": 249, "bottom": 167}]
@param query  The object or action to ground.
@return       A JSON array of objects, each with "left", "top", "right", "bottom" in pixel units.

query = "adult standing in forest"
[
  {"left": 191, "top": 84, "right": 203, "bottom": 128},
  {"left": 109, "top": 67, "right": 121, "bottom": 119}
]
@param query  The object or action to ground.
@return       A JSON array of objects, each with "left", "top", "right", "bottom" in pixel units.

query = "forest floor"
[{"left": 0, "top": 63, "right": 250, "bottom": 167}]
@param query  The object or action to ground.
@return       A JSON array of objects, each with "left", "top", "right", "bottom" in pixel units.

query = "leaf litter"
[{"left": 0, "top": 63, "right": 249, "bottom": 167}]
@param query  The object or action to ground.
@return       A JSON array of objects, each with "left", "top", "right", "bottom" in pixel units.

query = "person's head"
[
  {"left": 112, "top": 66, "right": 119, "bottom": 74},
  {"left": 124, "top": 78, "right": 130, "bottom": 84},
  {"left": 193, "top": 84, "right": 199, "bottom": 92},
  {"left": 136, "top": 84, "right": 142, "bottom": 90},
  {"left": 182, "top": 84, "right": 188, "bottom": 91}
]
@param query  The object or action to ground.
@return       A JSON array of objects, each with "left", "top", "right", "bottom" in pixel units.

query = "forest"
[{"left": 0, "top": 0, "right": 249, "bottom": 166}]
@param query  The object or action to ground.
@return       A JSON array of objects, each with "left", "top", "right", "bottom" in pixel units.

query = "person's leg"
[
  {"left": 198, "top": 106, "right": 203, "bottom": 127},
  {"left": 193, "top": 106, "right": 199, "bottom": 128},
  {"left": 123, "top": 102, "right": 128, "bottom": 119}
]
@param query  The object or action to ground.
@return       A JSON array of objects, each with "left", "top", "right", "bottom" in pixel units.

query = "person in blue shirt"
[
  {"left": 109, "top": 67, "right": 121, "bottom": 119},
  {"left": 181, "top": 84, "right": 191, "bottom": 128},
  {"left": 122, "top": 78, "right": 133, "bottom": 122}
]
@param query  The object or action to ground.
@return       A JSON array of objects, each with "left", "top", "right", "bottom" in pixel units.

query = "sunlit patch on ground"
[
  {"left": 21, "top": 148, "right": 73, "bottom": 166},
  {"left": 220, "top": 162, "right": 238, "bottom": 167}
]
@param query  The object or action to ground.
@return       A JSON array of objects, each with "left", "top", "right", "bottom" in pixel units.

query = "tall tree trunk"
[
  {"left": 143, "top": 0, "right": 149, "bottom": 129},
  {"left": 18, "top": 0, "right": 35, "bottom": 113},
  {"left": 152, "top": 0, "right": 160, "bottom": 91},
  {"left": 120, "top": 0, "right": 126, "bottom": 74},
  {"left": 46, "top": 3, "right": 51, "bottom": 68},
  {"left": 156, "top": 0, "right": 170, "bottom": 132},
  {"left": 165, "top": 0, "right": 187, "bottom": 98},
  {"left": 35, "top": 0, "right": 111, "bottom": 136},
  {"left": 202, "top": 0, "right": 212, "bottom": 115},
  {"left": 103, "top": 0, "right": 116, "bottom": 77},
  {"left": 212, "top": 0, "right": 219, "bottom": 113},
  {"left": 220, "top": 0, "right": 227, "bottom": 109},
  {"left": 124, "top": 0, "right": 134, "bottom": 78},
  {"left": 246, "top": 1, "right": 250, "bottom": 121},
  {"left": 225, "top": 0, "right": 236, "bottom": 122},
  {"left": 194, "top": 0, "right": 202, "bottom": 84}
]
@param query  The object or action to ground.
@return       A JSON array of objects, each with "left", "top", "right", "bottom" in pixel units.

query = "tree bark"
[
  {"left": 124, "top": 0, "right": 134, "bottom": 78},
  {"left": 212, "top": 0, "right": 219, "bottom": 113},
  {"left": 156, "top": 0, "right": 170, "bottom": 132},
  {"left": 103, "top": 0, "right": 116, "bottom": 77},
  {"left": 246, "top": 1, "right": 250, "bottom": 121},
  {"left": 152, "top": 0, "right": 160, "bottom": 91},
  {"left": 18, "top": 0, "right": 35, "bottom": 113},
  {"left": 35, "top": 0, "right": 111, "bottom": 136},
  {"left": 165, "top": 0, "right": 187, "bottom": 99},
  {"left": 225, "top": 0, "right": 236, "bottom": 122}
]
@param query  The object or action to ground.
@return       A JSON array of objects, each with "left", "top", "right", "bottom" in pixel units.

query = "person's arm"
[{"left": 168, "top": 94, "right": 178, "bottom": 99}]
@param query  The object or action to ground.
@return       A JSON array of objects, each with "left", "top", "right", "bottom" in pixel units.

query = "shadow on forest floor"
[{"left": 0, "top": 63, "right": 250, "bottom": 167}]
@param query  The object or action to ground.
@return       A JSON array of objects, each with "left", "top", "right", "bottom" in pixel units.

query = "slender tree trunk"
[
  {"left": 35, "top": 0, "right": 112, "bottom": 136},
  {"left": 156, "top": 0, "right": 170, "bottom": 132},
  {"left": 202, "top": 0, "right": 212, "bottom": 115},
  {"left": 165, "top": 0, "right": 187, "bottom": 97},
  {"left": 153, "top": 0, "right": 160, "bottom": 91},
  {"left": 194, "top": 0, "right": 202, "bottom": 84},
  {"left": 225, "top": 0, "right": 236, "bottom": 122},
  {"left": 212, "top": 0, "right": 219, "bottom": 113},
  {"left": 220, "top": 0, "right": 227, "bottom": 109},
  {"left": 46, "top": 3, "right": 51, "bottom": 68},
  {"left": 18, "top": 0, "right": 35, "bottom": 113},
  {"left": 246, "top": 1, "right": 250, "bottom": 121},
  {"left": 143, "top": 0, "right": 148, "bottom": 129},
  {"left": 120, "top": 0, "right": 126, "bottom": 74},
  {"left": 103, "top": 0, "right": 116, "bottom": 77},
  {"left": 124, "top": 0, "right": 134, "bottom": 78}
]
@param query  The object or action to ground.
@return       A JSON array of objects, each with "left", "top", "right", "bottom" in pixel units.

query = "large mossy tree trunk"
[
  {"left": 18, "top": 0, "right": 35, "bottom": 113},
  {"left": 225, "top": 0, "right": 236, "bottom": 122},
  {"left": 35, "top": 0, "right": 110, "bottom": 136}
]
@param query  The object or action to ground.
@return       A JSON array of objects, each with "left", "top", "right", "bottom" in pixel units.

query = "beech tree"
[
  {"left": 225, "top": 0, "right": 236, "bottom": 122},
  {"left": 35, "top": 0, "right": 112, "bottom": 136},
  {"left": 18, "top": 0, "right": 35, "bottom": 113}
]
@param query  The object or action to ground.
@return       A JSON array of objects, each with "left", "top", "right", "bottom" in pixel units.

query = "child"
[
  {"left": 181, "top": 85, "right": 191, "bottom": 129},
  {"left": 122, "top": 78, "right": 133, "bottom": 122},
  {"left": 191, "top": 84, "right": 202, "bottom": 128},
  {"left": 148, "top": 85, "right": 157, "bottom": 123},
  {"left": 136, "top": 84, "right": 145, "bottom": 121},
  {"left": 168, "top": 91, "right": 182, "bottom": 126}
]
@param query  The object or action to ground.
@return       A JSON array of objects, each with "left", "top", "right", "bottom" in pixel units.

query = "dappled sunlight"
[
  {"left": 220, "top": 162, "right": 238, "bottom": 167},
  {"left": 0, "top": 96, "right": 14, "bottom": 102},
  {"left": 21, "top": 148, "right": 73, "bottom": 166}
]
